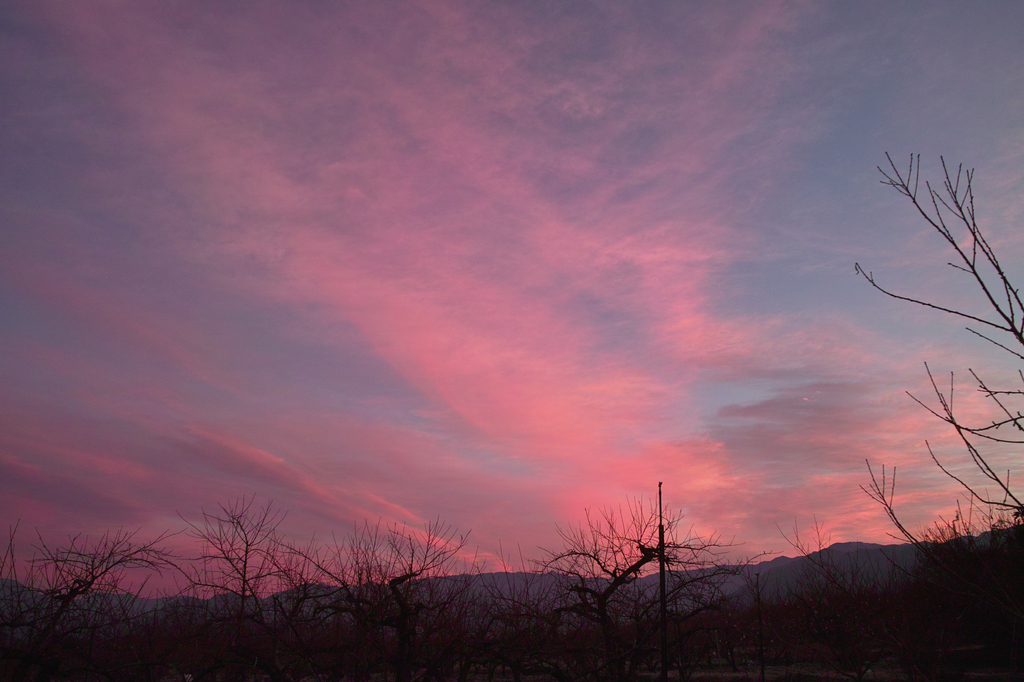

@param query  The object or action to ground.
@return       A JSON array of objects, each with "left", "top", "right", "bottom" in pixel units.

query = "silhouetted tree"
[
  {"left": 857, "top": 154, "right": 1024, "bottom": 627},
  {"left": 541, "top": 499, "right": 730, "bottom": 682},
  {"left": 299, "top": 518, "right": 476, "bottom": 682},
  {"left": 177, "top": 497, "right": 322, "bottom": 682},
  {"left": 781, "top": 527, "right": 895, "bottom": 681},
  {"left": 478, "top": 567, "right": 574, "bottom": 682},
  {"left": 0, "top": 523, "right": 173, "bottom": 682}
]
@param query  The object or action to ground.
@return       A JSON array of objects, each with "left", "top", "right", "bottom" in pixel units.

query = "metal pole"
[
  {"left": 756, "top": 572, "right": 765, "bottom": 682},
  {"left": 659, "top": 482, "right": 668, "bottom": 682}
]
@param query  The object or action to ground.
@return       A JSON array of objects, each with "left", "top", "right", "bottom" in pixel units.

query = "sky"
[{"left": 3, "top": 1, "right": 1024, "bottom": 565}]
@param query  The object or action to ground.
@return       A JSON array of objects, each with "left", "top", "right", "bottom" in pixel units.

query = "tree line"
[
  {"left": 2, "top": 495, "right": 1022, "bottom": 682},
  {"left": 0, "top": 497, "right": 723, "bottom": 682}
]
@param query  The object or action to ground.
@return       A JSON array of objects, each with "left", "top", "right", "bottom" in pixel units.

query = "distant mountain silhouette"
[
  {"left": 726, "top": 540, "right": 917, "bottom": 600},
  {"left": 1, "top": 539, "right": 920, "bottom": 610},
  {"left": 464, "top": 539, "right": 919, "bottom": 604}
]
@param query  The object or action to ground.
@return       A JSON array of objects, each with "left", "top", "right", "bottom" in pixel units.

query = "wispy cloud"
[{"left": 2, "top": 1, "right": 1022, "bottom": 560}]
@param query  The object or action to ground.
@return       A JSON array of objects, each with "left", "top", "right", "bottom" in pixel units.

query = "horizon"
[
  {"left": 0, "top": 514, "right": 914, "bottom": 600},
  {"left": 3, "top": 2, "right": 1024, "bottom": 567}
]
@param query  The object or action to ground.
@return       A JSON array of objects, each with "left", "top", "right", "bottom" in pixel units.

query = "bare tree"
[
  {"left": 479, "top": 563, "right": 572, "bottom": 682},
  {"left": 299, "top": 518, "right": 476, "bottom": 682},
  {"left": 541, "top": 499, "right": 730, "bottom": 682},
  {"left": 176, "top": 497, "right": 298, "bottom": 681},
  {"left": 857, "top": 153, "right": 1024, "bottom": 621},
  {"left": 0, "top": 523, "right": 173, "bottom": 682},
  {"left": 780, "top": 525, "right": 895, "bottom": 681}
]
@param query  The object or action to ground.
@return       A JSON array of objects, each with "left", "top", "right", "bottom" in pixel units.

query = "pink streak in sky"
[{"left": 3, "top": 1, "right": 1023, "bottom": 562}]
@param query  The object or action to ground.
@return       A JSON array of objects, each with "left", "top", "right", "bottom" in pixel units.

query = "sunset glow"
[{"left": 3, "top": 1, "right": 1024, "bottom": 562}]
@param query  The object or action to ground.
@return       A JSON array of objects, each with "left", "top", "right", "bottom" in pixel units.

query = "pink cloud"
[{"left": 4, "top": 1, "right": 1020, "bottom": 566}]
